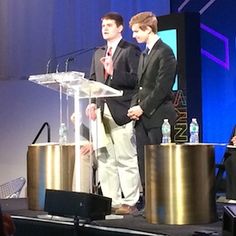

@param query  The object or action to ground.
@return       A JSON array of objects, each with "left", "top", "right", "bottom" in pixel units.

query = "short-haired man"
[
  {"left": 86, "top": 12, "right": 141, "bottom": 215},
  {"left": 128, "top": 11, "right": 177, "bottom": 194}
]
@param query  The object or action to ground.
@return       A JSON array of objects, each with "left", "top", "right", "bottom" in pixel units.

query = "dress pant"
[
  {"left": 135, "top": 120, "right": 162, "bottom": 187},
  {"left": 97, "top": 104, "right": 140, "bottom": 207}
]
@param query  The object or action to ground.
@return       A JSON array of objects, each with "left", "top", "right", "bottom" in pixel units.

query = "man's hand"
[
  {"left": 86, "top": 103, "right": 97, "bottom": 120},
  {"left": 100, "top": 55, "right": 113, "bottom": 76},
  {"left": 70, "top": 112, "right": 76, "bottom": 124},
  {"left": 80, "top": 142, "right": 93, "bottom": 155},
  {"left": 70, "top": 112, "right": 82, "bottom": 124},
  {"left": 127, "top": 105, "right": 143, "bottom": 120}
]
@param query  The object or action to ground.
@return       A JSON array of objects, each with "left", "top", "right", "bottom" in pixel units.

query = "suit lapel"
[
  {"left": 141, "top": 39, "right": 162, "bottom": 74},
  {"left": 96, "top": 47, "right": 106, "bottom": 82},
  {"left": 138, "top": 54, "right": 145, "bottom": 76},
  {"left": 112, "top": 39, "right": 124, "bottom": 65},
  {"left": 112, "top": 47, "right": 121, "bottom": 64}
]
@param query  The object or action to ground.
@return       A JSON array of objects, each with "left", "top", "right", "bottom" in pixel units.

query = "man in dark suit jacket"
[
  {"left": 128, "top": 11, "right": 177, "bottom": 190},
  {"left": 86, "top": 12, "right": 141, "bottom": 215}
]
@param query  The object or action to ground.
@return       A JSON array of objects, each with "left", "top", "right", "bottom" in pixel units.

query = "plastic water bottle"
[
  {"left": 161, "top": 119, "right": 171, "bottom": 143},
  {"left": 59, "top": 123, "right": 67, "bottom": 144},
  {"left": 189, "top": 118, "right": 199, "bottom": 143}
]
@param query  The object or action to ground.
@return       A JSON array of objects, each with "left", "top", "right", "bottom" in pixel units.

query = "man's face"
[
  {"left": 131, "top": 23, "right": 149, "bottom": 43},
  {"left": 101, "top": 19, "right": 123, "bottom": 41}
]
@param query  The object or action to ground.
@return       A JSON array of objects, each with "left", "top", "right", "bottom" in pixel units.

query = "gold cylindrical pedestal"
[
  {"left": 27, "top": 143, "right": 75, "bottom": 210},
  {"left": 145, "top": 144, "right": 217, "bottom": 225}
]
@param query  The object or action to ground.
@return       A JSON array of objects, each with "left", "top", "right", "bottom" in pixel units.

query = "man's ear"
[
  {"left": 118, "top": 25, "right": 124, "bottom": 33},
  {"left": 147, "top": 26, "right": 152, "bottom": 34}
]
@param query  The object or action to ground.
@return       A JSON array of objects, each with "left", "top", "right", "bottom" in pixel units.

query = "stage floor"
[
  {"left": 95, "top": 215, "right": 222, "bottom": 236},
  {"left": 11, "top": 213, "right": 222, "bottom": 236},
  {"left": 1, "top": 198, "right": 225, "bottom": 236}
]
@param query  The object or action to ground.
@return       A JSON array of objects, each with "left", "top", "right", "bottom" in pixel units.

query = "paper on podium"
[{"left": 91, "top": 108, "right": 109, "bottom": 150}]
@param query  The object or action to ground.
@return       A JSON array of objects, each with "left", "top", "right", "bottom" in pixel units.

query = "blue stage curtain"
[{"left": 0, "top": 0, "right": 169, "bottom": 80}]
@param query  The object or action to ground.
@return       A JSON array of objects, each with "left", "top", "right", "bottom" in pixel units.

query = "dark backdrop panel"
[
  {"left": 158, "top": 13, "right": 201, "bottom": 143},
  {"left": 0, "top": 0, "right": 170, "bottom": 80}
]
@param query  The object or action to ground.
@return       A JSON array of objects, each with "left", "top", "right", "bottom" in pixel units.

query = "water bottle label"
[
  {"left": 161, "top": 120, "right": 171, "bottom": 144},
  {"left": 59, "top": 123, "right": 67, "bottom": 144},
  {"left": 162, "top": 136, "right": 171, "bottom": 143}
]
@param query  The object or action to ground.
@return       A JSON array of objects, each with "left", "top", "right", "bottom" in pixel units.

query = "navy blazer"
[
  {"left": 131, "top": 39, "right": 177, "bottom": 129},
  {"left": 90, "top": 39, "right": 141, "bottom": 125}
]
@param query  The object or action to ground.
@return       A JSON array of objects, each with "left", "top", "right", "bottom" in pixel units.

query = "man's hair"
[
  {"left": 129, "top": 11, "right": 158, "bottom": 33},
  {"left": 101, "top": 12, "right": 124, "bottom": 27}
]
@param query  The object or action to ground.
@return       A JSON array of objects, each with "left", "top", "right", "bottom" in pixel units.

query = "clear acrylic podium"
[{"left": 28, "top": 71, "right": 122, "bottom": 209}]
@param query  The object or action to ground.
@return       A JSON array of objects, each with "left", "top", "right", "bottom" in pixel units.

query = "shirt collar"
[
  {"left": 107, "top": 36, "right": 122, "bottom": 54},
  {"left": 146, "top": 34, "right": 160, "bottom": 53}
]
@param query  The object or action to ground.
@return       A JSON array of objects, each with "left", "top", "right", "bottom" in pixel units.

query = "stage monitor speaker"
[
  {"left": 44, "top": 189, "right": 111, "bottom": 221},
  {"left": 222, "top": 205, "right": 236, "bottom": 236}
]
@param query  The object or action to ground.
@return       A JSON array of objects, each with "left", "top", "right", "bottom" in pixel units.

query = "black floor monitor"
[{"left": 44, "top": 189, "right": 111, "bottom": 221}]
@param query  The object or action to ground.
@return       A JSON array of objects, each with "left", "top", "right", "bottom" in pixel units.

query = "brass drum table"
[
  {"left": 145, "top": 143, "right": 217, "bottom": 225},
  {"left": 27, "top": 143, "right": 75, "bottom": 210}
]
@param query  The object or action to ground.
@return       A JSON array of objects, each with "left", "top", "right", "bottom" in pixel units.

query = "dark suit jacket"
[
  {"left": 131, "top": 39, "right": 177, "bottom": 129},
  {"left": 90, "top": 39, "right": 140, "bottom": 125}
]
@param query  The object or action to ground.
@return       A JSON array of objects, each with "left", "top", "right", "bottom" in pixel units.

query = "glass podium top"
[{"left": 29, "top": 71, "right": 123, "bottom": 99}]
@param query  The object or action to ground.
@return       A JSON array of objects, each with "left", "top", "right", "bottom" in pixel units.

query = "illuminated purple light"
[
  {"left": 177, "top": 1, "right": 229, "bottom": 69},
  {"left": 201, "top": 23, "right": 229, "bottom": 70}
]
